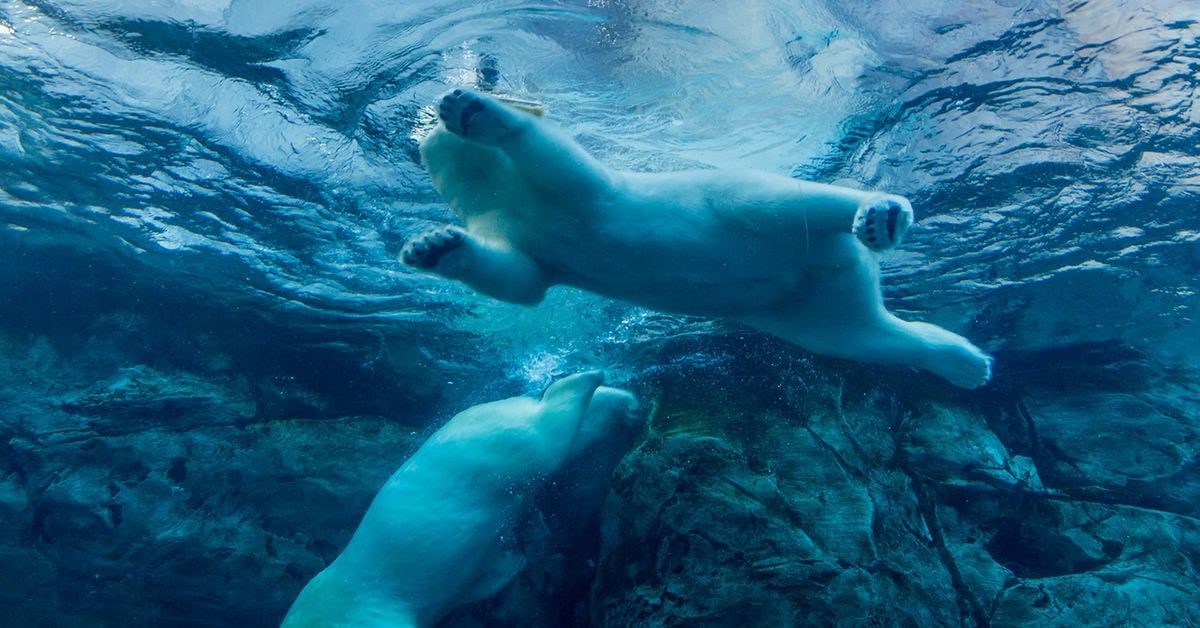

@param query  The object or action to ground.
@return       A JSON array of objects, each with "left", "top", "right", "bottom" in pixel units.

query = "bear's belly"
[
  {"left": 510, "top": 205, "right": 819, "bottom": 317},
  {"left": 422, "top": 134, "right": 841, "bottom": 317}
]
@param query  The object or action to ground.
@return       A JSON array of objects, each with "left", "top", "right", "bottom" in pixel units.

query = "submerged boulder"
[{"left": 587, "top": 351, "right": 1200, "bottom": 627}]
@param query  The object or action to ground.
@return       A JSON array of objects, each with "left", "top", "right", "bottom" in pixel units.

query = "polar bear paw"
[
  {"left": 942, "top": 345, "right": 995, "bottom": 390},
  {"left": 924, "top": 337, "right": 994, "bottom": 389},
  {"left": 402, "top": 225, "right": 467, "bottom": 271},
  {"left": 438, "top": 89, "right": 516, "bottom": 145},
  {"left": 853, "top": 196, "right": 914, "bottom": 252}
]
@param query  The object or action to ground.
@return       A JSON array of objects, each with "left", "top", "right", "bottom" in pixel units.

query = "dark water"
[{"left": 1, "top": 0, "right": 1197, "bottom": 625}]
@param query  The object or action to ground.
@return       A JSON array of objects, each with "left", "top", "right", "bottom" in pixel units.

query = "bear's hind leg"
[
  {"left": 872, "top": 316, "right": 994, "bottom": 388},
  {"left": 755, "top": 309, "right": 993, "bottom": 389},
  {"left": 403, "top": 225, "right": 548, "bottom": 305},
  {"left": 742, "top": 246, "right": 992, "bottom": 389},
  {"left": 437, "top": 89, "right": 615, "bottom": 200},
  {"left": 830, "top": 314, "right": 993, "bottom": 389}
]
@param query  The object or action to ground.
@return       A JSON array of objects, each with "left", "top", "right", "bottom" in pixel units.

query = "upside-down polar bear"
[
  {"left": 281, "top": 371, "right": 639, "bottom": 627},
  {"left": 405, "top": 89, "right": 992, "bottom": 388}
]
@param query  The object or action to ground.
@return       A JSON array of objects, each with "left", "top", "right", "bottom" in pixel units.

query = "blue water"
[
  {"left": 3, "top": 0, "right": 1196, "bottom": 391},
  {"left": 1, "top": 0, "right": 1198, "bottom": 625},
  {"left": 2, "top": 1, "right": 1196, "bottom": 370}
]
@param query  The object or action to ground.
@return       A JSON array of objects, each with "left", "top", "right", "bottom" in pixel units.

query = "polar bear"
[
  {"left": 405, "top": 89, "right": 992, "bottom": 388},
  {"left": 439, "top": 385, "right": 643, "bottom": 626},
  {"left": 540, "top": 382, "right": 643, "bottom": 549},
  {"left": 282, "top": 372, "right": 637, "bottom": 628}
]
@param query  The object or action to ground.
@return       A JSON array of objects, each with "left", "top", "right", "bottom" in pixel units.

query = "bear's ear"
[{"left": 539, "top": 370, "right": 604, "bottom": 423}]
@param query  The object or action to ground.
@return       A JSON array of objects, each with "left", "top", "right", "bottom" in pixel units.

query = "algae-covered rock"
[
  {"left": 1021, "top": 386, "right": 1200, "bottom": 517},
  {"left": 0, "top": 327, "right": 436, "bottom": 626},
  {"left": 587, "top": 351, "right": 1200, "bottom": 627},
  {"left": 590, "top": 369, "right": 964, "bottom": 627},
  {"left": 5, "top": 412, "right": 423, "bottom": 626}
]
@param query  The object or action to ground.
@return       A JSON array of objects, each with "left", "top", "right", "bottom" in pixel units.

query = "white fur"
[
  {"left": 409, "top": 90, "right": 992, "bottom": 388},
  {"left": 281, "top": 372, "right": 632, "bottom": 628}
]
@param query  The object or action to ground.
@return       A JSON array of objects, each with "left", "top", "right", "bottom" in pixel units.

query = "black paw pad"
[
  {"left": 402, "top": 228, "right": 464, "bottom": 269},
  {"left": 458, "top": 99, "right": 486, "bottom": 137},
  {"left": 885, "top": 202, "right": 901, "bottom": 241}
]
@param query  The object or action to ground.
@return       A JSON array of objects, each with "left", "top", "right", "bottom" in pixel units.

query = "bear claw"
[
  {"left": 437, "top": 88, "right": 512, "bottom": 144},
  {"left": 854, "top": 196, "right": 914, "bottom": 252},
  {"left": 402, "top": 226, "right": 466, "bottom": 270}
]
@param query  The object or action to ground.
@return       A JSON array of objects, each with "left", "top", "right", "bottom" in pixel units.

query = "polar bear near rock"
[
  {"left": 282, "top": 372, "right": 638, "bottom": 628},
  {"left": 406, "top": 89, "right": 992, "bottom": 388}
]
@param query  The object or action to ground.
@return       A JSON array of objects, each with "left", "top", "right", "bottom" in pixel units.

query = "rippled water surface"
[{"left": 3, "top": 0, "right": 1197, "bottom": 386}]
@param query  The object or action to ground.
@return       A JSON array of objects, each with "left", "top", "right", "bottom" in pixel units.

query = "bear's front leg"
[
  {"left": 403, "top": 225, "right": 549, "bottom": 305},
  {"left": 438, "top": 89, "right": 526, "bottom": 146},
  {"left": 434, "top": 89, "right": 616, "bottom": 200},
  {"left": 402, "top": 225, "right": 468, "bottom": 273},
  {"left": 852, "top": 195, "right": 914, "bottom": 252}
]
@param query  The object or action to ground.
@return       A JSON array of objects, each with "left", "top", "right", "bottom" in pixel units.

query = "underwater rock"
[
  {"left": 901, "top": 402, "right": 1044, "bottom": 492},
  {"left": 590, "top": 379, "right": 964, "bottom": 626},
  {"left": 0, "top": 306, "right": 454, "bottom": 625},
  {"left": 1020, "top": 385, "right": 1200, "bottom": 517},
  {"left": 589, "top": 362, "right": 1200, "bottom": 627},
  {"left": 56, "top": 364, "right": 257, "bottom": 432},
  {"left": 3, "top": 321, "right": 1197, "bottom": 626},
  {"left": 940, "top": 490, "right": 1200, "bottom": 626},
  {"left": 2, "top": 390, "right": 423, "bottom": 625},
  {"left": 0, "top": 314, "right": 464, "bottom": 626}
]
